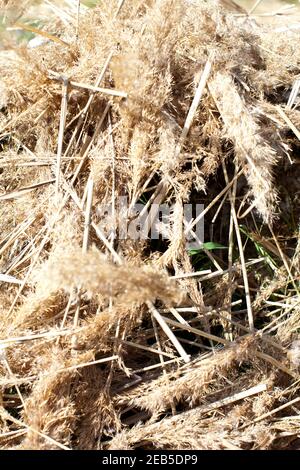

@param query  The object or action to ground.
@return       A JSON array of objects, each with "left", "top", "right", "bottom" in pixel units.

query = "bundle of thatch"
[{"left": 0, "top": 0, "right": 300, "bottom": 450}]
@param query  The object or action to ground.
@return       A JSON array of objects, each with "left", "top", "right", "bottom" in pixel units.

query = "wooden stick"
[
  {"left": 82, "top": 178, "right": 94, "bottom": 253},
  {"left": 76, "top": 0, "right": 80, "bottom": 40},
  {"left": 108, "top": 111, "right": 117, "bottom": 246},
  {"left": 196, "top": 383, "right": 267, "bottom": 414},
  {"left": 0, "top": 328, "right": 80, "bottom": 346},
  {"left": 287, "top": 79, "right": 300, "bottom": 110},
  {"left": 277, "top": 106, "right": 300, "bottom": 141},
  {"left": 151, "top": 312, "right": 177, "bottom": 415},
  {"left": 133, "top": 358, "right": 181, "bottom": 374},
  {"left": 223, "top": 162, "right": 254, "bottom": 331},
  {"left": 71, "top": 177, "right": 93, "bottom": 339},
  {"left": 241, "top": 396, "right": 300, "bottom": 429},
  {"left": 69, "top": 80, "right": 127, "bottom": 98},
  {"left": 0, "top": 273, "right": 22, "bottom": 285},
  {"left": 268, "top": 223, "right": 299, "bottom": 295},
  {"left": 175, "top": 56, "right": 214, "bottom": 156},
  {"left": 114, "top": 0, "right": 126, "bottom": 18},
  {"left": 3, "top": 358, "right": 26, "bottom": 410},
  {"left": 248, "top": 0, "right": 264, "bottom": 15},
  {"left": 0, "top": 429, "right": 27, "bottom": 440},
  {"left": 122, "top": 340, "right": 175, "bottom": 359},
  {"left": 55, "top": 78, "right": 68, "bottom": 197},
  {"left": 184, "top": 219, "right": 223, "bottom": 271},
  {"left": 162, "top": 316, "right": 229, "bottom": 346},
  {"left": 190, "top": 258, "right": 264, "bottom": 282},
  {"left": 169, "top": 307, "right": 189, "bottom": 326},
  {"left": 0, "top": 179, "right": 55, "bottom": 201},
  {"left": 254, "top": 350, "right": 298, "bottom": 379},
  {"left": 62, "top": 175, "right": 124, "bottom": 265},
  {"left": 49, "top": 71, "right": 127, "bottom": 99},
  {"left": 65, "top": 51, "right": 113, "bottom": 134},
  {"left": 171, "top": 269, "right": 212, "bottom": 280},
  {"left": 147, "top": 302, "right": 191, "bottom": 363},
  {"left": 3, "top": 411, "right": 71, "bottom": 450},
  {"left": 56, "top": 355, "right": 118, "bottom": 373},
  {"left": 185, "top": 169, "right": 244, "bottom": 234}
]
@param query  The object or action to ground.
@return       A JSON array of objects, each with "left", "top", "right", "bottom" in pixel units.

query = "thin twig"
[
  {"left": 56, "top": 355, "right": 118, "bottom": 374},
  {"left": 82, "top": 178, "right": 94, "bottom": 253},
  {"left": 277, "top": 106, "right": 300, "bottom": 141},
  {"left": 147, "top": 302, "right": 191, "bottom": 363},
  {"left": 48, "top": 71, "right": 127, "bottom": 99},
  {"left": 55, "top": 78, "right": 68, "bottom": 197},
  {"left": 3, "top": 410, "right": 71, "bottom": 450},
  {"left": 223, "top": 162, "right": 254, "bottom": 331},
  {"left": 76, "top": 0, "right": 80, "bottom": 40},
  {"left": 240, "top": 396, "right": 300, "bottom": 429},
  {"left": 162, "top": 316, "right": 229, "bottom": 346},
  {"left": 122, "top": 340, "right": 175, "bottom": 359},
  {"left": 185, "top": 169, "right": 244, "bottom": 234},
  {"left": 197, "top": 383, "right": 267, "bottom": 415}
]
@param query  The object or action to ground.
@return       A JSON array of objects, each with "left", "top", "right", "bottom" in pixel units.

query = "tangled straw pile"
[{"left": 0, "top": 0, "right": 300, "bottom": 450}]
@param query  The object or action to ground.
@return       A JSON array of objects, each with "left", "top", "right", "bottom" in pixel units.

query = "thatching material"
[{"left": 0, "top": 0, "right": 300, "bottom": 450}]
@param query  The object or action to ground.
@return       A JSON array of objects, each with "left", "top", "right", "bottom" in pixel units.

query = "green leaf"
[{"left": 188, "top": 242, "right": 227, "bottom": 256}]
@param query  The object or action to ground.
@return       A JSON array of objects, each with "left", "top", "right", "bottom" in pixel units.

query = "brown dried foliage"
[{"left": 0, "top": 0, "right": 300, "bottom": 450}]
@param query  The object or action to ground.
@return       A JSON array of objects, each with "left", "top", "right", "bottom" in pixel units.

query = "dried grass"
[{"left": 0, "top": 0, "right": 300, "bottom": 450}]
